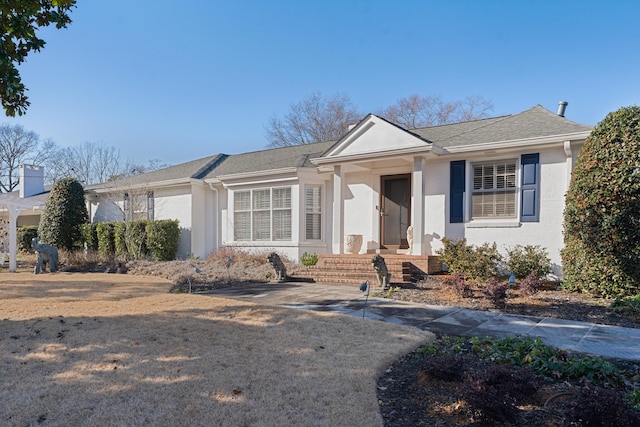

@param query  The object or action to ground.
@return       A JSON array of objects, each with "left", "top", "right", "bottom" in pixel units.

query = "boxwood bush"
[{"left": 17, "top": 225, "right": 39, "bottom": 252}]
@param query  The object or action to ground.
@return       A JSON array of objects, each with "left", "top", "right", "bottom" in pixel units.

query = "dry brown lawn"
[{"left": 0, "top": 270, "right": 430, "bottom": 427}]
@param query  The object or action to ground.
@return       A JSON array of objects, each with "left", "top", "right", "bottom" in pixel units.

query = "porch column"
[
  {"left": 411, "top": 156, "right": 426, "bottom": 255},
  {"left": 332, "top": 165, "right": 343, "bottom": 254}
]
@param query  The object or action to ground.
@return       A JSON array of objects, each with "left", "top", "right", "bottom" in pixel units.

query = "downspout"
[{"left": 564, "top": 140, "right": 573, "bottom": 187}]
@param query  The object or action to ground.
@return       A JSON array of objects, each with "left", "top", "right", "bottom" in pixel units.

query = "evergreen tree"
[
  {"left": 562, "top": 106, "right": 640, "bottom": 297},
  {"left": 39, "top": 177, "right": 88, "bottom": 250}
]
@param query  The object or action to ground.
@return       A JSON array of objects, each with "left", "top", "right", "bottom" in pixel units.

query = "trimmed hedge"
[
  {"left": 80, "top": 223, "right": 98, "bottom": 251},
  {"left": 96, "top": 222, "right": 116, "bottom": 257},
  {"left": 114, "top": 222, "right": 127, "bottom": 257},
  {"left": 85, "top": 219, "right": 180, "bottom": 261},
  {"left": 146, "top": 219, "right": 180, "bottom": 261}
]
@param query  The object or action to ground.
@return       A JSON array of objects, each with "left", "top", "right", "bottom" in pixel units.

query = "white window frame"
[
  {"left": 304, "top": 184, "right": 322, "bottom": 240},
  {"left": 471, "top": 159, "right": 517, "bottom": 219},
  {"left": 233, "top": 187, "right": 292, "bottom": 242}
]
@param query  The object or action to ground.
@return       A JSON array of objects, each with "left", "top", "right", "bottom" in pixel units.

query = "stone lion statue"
[
  {"left": 371, "top": 254, "right": 391, "bottom": 290},
  {"left": 267, "top": 252, "right": 287, "bottom": 282},
  {"left": 31, "top": 237, "right": 59, "bottom": 274}
]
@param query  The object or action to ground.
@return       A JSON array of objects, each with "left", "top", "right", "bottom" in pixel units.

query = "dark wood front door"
[{"left": 380, "top": 174, "right": 411, "bottom": 249}]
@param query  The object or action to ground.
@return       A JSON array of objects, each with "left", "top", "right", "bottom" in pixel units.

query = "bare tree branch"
[
  {"left": 379, "top": 94, "right": 494, "bottom": 129},
  {"left": 264, "top": 92, "right": 361, "bottom": 147}
]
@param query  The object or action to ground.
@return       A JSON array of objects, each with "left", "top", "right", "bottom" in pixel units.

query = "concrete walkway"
[{"left": 202, "top": 282, "right": 640, "bottom": 362}]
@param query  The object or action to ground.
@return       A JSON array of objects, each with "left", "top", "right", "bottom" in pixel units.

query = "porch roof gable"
[{"left": 312, "top": 114, "right": 441, "bottom": 166}]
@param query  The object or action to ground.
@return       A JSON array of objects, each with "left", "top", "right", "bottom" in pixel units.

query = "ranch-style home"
[
  {"left": 84, "top": 103, "right": 591, "bottom": 277},
  {"left": 1, "top": 103, "right": 592, "bottom": 277}
]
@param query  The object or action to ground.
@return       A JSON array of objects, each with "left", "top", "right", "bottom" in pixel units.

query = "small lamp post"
[
  {"left": 505, "top": 272, "right": 516, "bottom": 311},
  {"left": 187, "top": 266, "right": 201, "bottom": 293},
  {"left": 359, "top": 281, "right": 370, "bottom": 319}
]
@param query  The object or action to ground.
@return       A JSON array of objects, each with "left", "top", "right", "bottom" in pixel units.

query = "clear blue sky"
[{"left": 7, "top": 0, "right": 640, "bottom": 166}]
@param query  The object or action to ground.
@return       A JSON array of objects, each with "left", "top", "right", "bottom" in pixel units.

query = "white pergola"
[{"left": 0, "top": 194, "right": 44, "bottom": 272}]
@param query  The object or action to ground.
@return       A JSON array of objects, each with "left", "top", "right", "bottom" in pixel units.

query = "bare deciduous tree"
[
  {"left": 379, "top": 94, "right": 494, "bottom": 129},
  {"left": 265, "top": 93, "right": 494, "bottom": 147},
  {"left": 46, "top": 141, "right": 128, "bottom": 185},
  {"left": 265, "top": 92, "right": 362, "bottom": 147},
  {"left": 0, "top": 123, "right": 55, "bottom": 192}
]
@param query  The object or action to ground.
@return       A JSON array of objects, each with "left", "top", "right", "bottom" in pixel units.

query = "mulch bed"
[{"left": 376, "top": 275, "right": 640, "bottom": 426}]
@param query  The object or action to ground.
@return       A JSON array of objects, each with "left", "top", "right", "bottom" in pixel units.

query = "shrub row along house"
[{"left": 1, "top": 103, "right": 591, "bottom": 276}]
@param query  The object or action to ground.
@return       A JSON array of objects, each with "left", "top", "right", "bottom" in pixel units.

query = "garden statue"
[
  {"left": 406, "top": 225, "right": 413, "bottom": 254},
  {"left": 267, "top": 252, "right": 287, "bottom": 282},
  {"left": 371, "top": 254, "right": 391, "bottom": 290},
  {"left": 31, "top": 237, "right": 59, "bottom": 274}
]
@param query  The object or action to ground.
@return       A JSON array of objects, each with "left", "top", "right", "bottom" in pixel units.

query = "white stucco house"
[
  {"left": 82, "top": 103, "right": 591, "bottom": 276},
  {"left": 1, "top": 103, "right": 592, "bottom": 275}
]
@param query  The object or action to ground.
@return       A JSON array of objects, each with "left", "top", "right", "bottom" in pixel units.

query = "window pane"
[
  {"left": 306, "top": 213, "right": 321, "bottom": 240},
  {"left": 473, "top": 167, "right": 483, "bottom": 190},
  {"left": 305, "top": 185, "right": 321, "bottom": 240},
  {"left": 273, "top": 187, "right": 291, "bottom": 209},
  {"left": 252, "top": 211, "right": 271, "bottom": 240},
  {"left": 253, "top": 189, "right": 271, "bottom": 210},
  {"left": 235, "top": 191, "right": 250, "bottom": 211},
  {"left": 471, "top": 160, "right": 516, "bottom": 219},
  {"left": 273, "top": 210, "right": 291, "bottom": 240},
  {"left": 234, "top": 212, "right": 251, "bottom": 240}
]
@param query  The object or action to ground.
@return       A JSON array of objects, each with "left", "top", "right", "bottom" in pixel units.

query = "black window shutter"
[
  {"left": 450, "top": 160, "right": 465, "bottom": 223},
  {"left": 520, "top": 153, "right": 540, "bottom": 222}
]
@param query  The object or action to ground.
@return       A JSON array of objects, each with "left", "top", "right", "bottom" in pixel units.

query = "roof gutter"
[
  {"left": 311, "top": 145, "right": 444, "bottom": 166},
  {"left": 442, "top": 131, "right": 592, "bottom": 154}
]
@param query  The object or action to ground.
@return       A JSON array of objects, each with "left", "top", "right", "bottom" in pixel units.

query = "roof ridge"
[
  {"left": 410, "top": 112, "right": 512, "bottom": 132},
  {"left": 191, "top": 154, "right": 226, "bottom": 179}
]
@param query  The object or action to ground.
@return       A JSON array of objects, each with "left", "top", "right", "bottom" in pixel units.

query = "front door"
[{"left": 380, "top": 174, "right": 411, "bottom": 249}]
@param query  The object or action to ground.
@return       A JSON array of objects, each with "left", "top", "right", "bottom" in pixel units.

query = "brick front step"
[{"left": 305, "top": 254, "right": 441, "bottom": 285}]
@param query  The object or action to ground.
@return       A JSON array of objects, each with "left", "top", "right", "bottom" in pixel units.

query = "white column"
[
  {"left": 411, "top": 156, "right": 426, "bottom": 256},
  {"left": 8, "top": 206, "right": 22, "bottom": 272},
  {"left": 332, "top": 165, "right": 343, "bottom": 254}
]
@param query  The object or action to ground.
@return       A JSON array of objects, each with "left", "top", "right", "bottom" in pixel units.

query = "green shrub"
[
  {"left": 80, "top": 223, "right": 98, "bottom": 251},
  {"left": 505, "top": 244, "right": 551, "bottom": 279},
  {"left": 96, "top": 222, "right": 115, "bottom": 256},
  {"left": 38, "top": 177, "right": 88, "bottom": 250},
  {"left": 611, "top": 294, "right": 640, "bottom": 320},
  {"left": 113, "top": 222, "right": 127, "bottom": 257},
  {"left": 146, "top": 219, "right": 180, "bottom": 261},
  {"left": 436, "top": 237, "right": 501, "bottom": 281},
  {"left": 125, "top": 220, "right": 149, "bottom": 260},
  {"left": 300, "top": 252, "right": 318, "bottom": 266},
  {"left": 563, "top": 105, "right": 640, "bottom": 297},
  {"left": 17, "top": 226, "right": 38, "bottom": 252}
]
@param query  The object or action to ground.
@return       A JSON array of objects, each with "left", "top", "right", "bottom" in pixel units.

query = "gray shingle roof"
[
  {"left": 203, "top": 141, "right": 335, "bottom": 179},
  {"left": 411, "top": 105, "right": 592, "bottom": 147},
  {"left": 86, "top": 154, "right": 224, "bottom": 190},
  {"left": 85, "top": 105, "right": 592, "bottom": 189}
]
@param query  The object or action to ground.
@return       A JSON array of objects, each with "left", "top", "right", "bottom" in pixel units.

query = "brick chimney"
[{"left": 19, "top": 164, "right": 44, "bottom": 198}]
